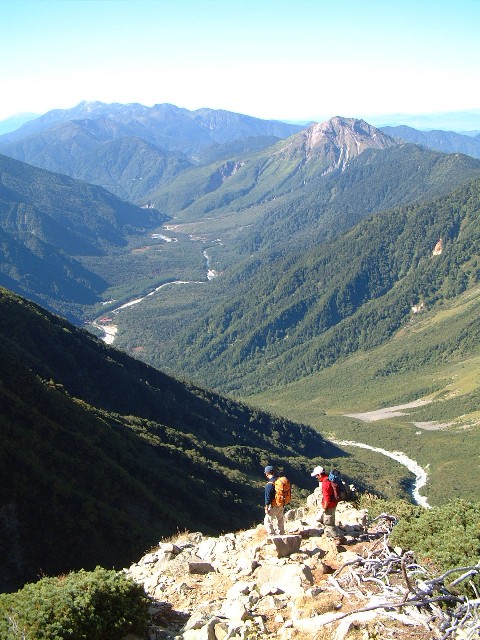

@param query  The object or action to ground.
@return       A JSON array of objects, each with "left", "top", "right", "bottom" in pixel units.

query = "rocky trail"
[{"left": 124, "top": 489, "right": 479, "bottom": 640}]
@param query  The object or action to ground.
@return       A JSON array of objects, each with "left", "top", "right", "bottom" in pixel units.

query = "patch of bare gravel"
[{"left": 344, "top": 399, "right": 431, "bottom": 422}]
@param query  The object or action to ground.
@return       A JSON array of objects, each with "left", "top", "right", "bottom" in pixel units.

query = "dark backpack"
[{"left": 328, "top": 469, "right": 348, "bottom": 502}]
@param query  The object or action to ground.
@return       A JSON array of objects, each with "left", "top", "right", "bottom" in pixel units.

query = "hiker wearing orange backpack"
[
  {"left": 263, "top": 465, "right": 291, "bottom": 535},
  {"left": 311, "top": 465, "right": 338, "bottom": 538}
]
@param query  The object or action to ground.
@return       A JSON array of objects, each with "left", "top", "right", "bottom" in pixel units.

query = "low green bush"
[
  {"left": 0, "top": 566, "right": 149, "bottom": 640},
  {"left": 362, "top": 496, "right": 480, "bottom": 594},
  {"left": 389, "top": 500, "right": 480, "bottom": 573}
]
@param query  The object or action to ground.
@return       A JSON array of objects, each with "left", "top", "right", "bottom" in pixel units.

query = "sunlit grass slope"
[{"left": 250, "top": 285, "right": 480, "bottom": 506}]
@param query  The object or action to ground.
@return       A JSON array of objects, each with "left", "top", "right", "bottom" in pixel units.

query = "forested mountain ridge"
[
  {"left": 231, "top": 141, "right": 480, "bottom": 256},
  {"left": 0, "top": 286, "right": 352, "bottom": 591},
  {"left": 107, "top": 128, "right": 480, "bottom": 383},
  {"left": 0, "top": 153, "right": 167, "bottom": 319},
  {"left": 149, "top": 117, "right": 397, "bottom": 219},
  {"left": 0, "top": 121, "right": 194, "bottom": 202},
  {"left": 122, "top": 173, "right": 480, "bottom": 395},
  {"left": 146, "top": 118, "right": 480, "bottom": 265}
]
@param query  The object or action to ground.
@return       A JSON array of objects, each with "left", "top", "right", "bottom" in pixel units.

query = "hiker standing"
[
  {"left": 263, "top": 465, "right": 285, "bottom": 535},
  {"left": 311, "top": 465, "right": 338, "bottom": 537}
]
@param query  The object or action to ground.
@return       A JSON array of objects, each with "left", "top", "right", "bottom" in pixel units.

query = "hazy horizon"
[{"left": 2, "top": 0, "right": 480, "bottom": 127}]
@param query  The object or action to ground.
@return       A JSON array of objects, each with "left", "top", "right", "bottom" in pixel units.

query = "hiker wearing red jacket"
[{"left": 311, "top": 465, "right": 338, "bottom": 537}]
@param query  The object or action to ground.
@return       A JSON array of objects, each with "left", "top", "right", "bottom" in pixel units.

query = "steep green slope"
[
  {"left": 251, "top": 284, "right": 480, "bottom": 507},
  {"left": 0, "top": 153, "right": 167, "bottom": 319},
  {"left": 235, "top": 143, "right": 480, "bottom": 256},
  {"left": 1, "top": 121, "right": 193, "bottom": 202},
  {"left": 0, "top": 225, "right": 108, "bottom": 308},
  {"left": 0, "top": 287, "right": 356, "bottom": 592},
  {"left": 80, "top": 136, "right": 192, "bottom": 202},
  {"left": 128, "top": 174, "right": 480, "bottom": 395},
  {"left": 0, "top": 153, "right": 165, "bottom": 252},
  {"left": 195, "top": 135, "right": 282, "bottom": 165}
]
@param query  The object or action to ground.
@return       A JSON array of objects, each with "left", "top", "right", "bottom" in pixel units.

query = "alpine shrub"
[
  {"left": 389, "top": 500, "right": 480, "bottom": 576},
  {"left": 0, "top": 566, "right": 149, "bottom": 640},
  {"left": 362, "top": 496, "right": 480, "bottom": 595}
]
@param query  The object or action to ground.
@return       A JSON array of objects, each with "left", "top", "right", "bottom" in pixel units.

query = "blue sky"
[{"left": 2, "top": 0, "right": 480, "bottom": 126}]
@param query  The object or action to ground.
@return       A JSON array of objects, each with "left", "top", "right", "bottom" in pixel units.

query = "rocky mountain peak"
[
  {"left": 278, "top": 116, "right": 397, "bottom": 172},
  {"left": 309, "top": 117, "right": 395, "bottom": 160}
]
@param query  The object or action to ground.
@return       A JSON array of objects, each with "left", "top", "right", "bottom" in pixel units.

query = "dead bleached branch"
[{"left": 330, "top": 518, "right": 480, "bottom": 639}]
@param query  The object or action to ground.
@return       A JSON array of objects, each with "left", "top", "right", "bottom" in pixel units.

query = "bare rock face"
[
  {"left": 123, "top": 500, "right": 442, "bottom": 639},
  {"left": 206, "top": 160, "right": 244, "bottom": 192},
  {"left": 432, "top": 238, "right": 443, "bottom": 255}
]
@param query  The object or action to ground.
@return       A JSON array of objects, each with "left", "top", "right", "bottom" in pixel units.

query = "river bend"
[{"left": 334, "top": 439, "right": 430, "bottom": 508}]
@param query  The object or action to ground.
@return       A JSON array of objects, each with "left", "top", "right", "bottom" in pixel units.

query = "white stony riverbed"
[{"left": 334, "top": 439, "right": 430, "bottom": 509}]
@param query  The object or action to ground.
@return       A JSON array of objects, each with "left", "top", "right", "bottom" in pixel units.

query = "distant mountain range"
[
  {"left": 381, "top": 125, "right": 480, "bottom": 158},
  {"left": 0, "top": 101, "right": 302, "bottom": 147},
  {"left": 3, "top": 105, "right": 480, "bottom": 137},
  {"left": 2, "top": 101, "right": 480, "bottom": 209},
  {"left": 0, "top": 102, "right": 301, "bottom": 202},
  {"left": 0, "top": 112, "right": 39, "bottom": 136},
  {"left": 371, "top": 109, "right": 480, "bottom": 132}
]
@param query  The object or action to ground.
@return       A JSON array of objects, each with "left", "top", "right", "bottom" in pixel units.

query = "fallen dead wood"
[{"left": 331, "top": 526, "right": 480, "bottom": 639}]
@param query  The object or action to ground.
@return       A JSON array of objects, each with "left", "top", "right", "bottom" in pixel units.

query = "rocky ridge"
[{"left": 124, "top": 489, "right": 472, "bottom": 640}]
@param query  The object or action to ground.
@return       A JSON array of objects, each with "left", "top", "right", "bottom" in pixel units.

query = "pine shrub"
[
  {"left": 389, "top": 500, "right": 480, "bottom": 575},
  {"left": 0, "top": 566, "right": 149, "bottom": 639},
  {"left": 363, "top": 496, "right": 480, "bottom": 593}
]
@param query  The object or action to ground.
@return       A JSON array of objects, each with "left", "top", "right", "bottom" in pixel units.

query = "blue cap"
[{"left": 264, "top": 465, "right": 274, "bottom": 474}]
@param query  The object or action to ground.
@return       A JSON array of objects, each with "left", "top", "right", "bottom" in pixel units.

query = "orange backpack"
[{"left": 270, "top": 476, "right": 291, "bottom": 507}]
